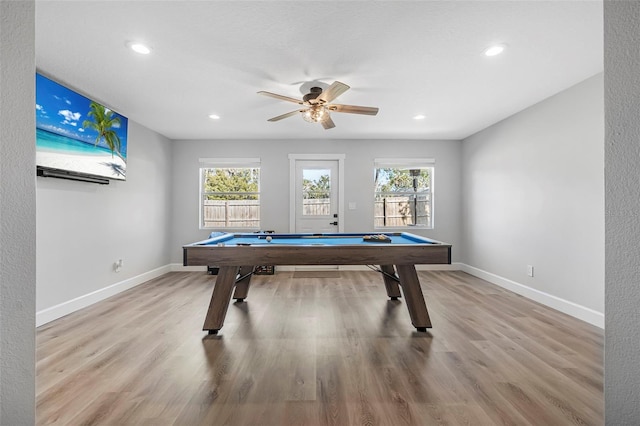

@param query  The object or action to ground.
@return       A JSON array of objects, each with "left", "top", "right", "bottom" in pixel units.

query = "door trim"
[{"left": 288, "top": 153, "right": 345, "bottom": 233}]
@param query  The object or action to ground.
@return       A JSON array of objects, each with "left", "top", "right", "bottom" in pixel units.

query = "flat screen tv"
[{"left": 36, "top": 73, "right": 128, "bottom": 182}]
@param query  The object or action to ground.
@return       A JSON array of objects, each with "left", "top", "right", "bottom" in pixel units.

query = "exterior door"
[{"left": 294, "top": 160, "right": 339, "bottom": 234}]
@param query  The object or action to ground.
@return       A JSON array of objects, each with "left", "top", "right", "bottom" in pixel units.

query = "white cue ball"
[{"left": 266, "top": 236, "right": 272, "bottom": 242}]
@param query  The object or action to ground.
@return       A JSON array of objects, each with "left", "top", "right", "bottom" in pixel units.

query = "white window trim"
[
  {"left": 374, "top": 158, "right": 435, "bottom": 230},
  {"left": 374, "top": 158, "right": 435, "bottom": 168},
  {"left": 199, "top": 158, "right": 261, "bottom": 231},
  {"left": 199, "top": 157, "right": 260, "bottom": 167}
]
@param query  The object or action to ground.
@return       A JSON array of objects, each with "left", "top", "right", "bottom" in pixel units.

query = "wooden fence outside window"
[
  {"left": 374, "top": 196, "right": 431, "bottom": 227},
  {"left": 203, "top": 200, "right": 260, "bottom": 228},
  {"left": 202, "top": 197, "right": 430, "bottom": 228}
]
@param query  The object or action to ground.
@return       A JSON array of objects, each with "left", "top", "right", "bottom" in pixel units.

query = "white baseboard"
[
  {"left": 36, "top": 264, "right": 172, "bottom": 327},
  {"left": 460, "top": 264, "right": 604, "bottom": 329},
  {"left": 337, "top": 263, "right": 463, "bottom": 271},
  {"left": 171, "top": 264, "right": 207, "bottom": 272}
]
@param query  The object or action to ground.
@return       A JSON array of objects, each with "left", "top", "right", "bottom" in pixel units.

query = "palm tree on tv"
[{"left": 82, "top": 102, "right": 123, "bottom": 160}]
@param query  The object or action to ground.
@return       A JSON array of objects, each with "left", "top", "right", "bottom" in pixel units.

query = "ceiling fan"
[{"left": 258, "top": 81, "right": 379, "bottom": 129}]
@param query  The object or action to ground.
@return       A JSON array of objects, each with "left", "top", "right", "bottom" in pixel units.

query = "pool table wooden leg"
[
  {"left": 380, "top": 264, "right": 402, "bottom": 300},
  {"left": 395, "top": 264, "right": 432, "bottom": 330},
  {"left": 232, "top": 265, "right": 254, "bottom": 301},
  {"left": 203, "top": 266, "right": 239, "bottom": 333}
]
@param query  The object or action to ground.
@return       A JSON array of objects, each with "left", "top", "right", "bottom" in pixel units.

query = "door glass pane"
[{"left": 302, "top": 169, "right": 330, "bottom": 216}]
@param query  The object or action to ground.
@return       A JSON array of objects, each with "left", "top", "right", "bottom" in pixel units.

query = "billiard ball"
[{"left": 266, "top": 236, "right": 272, "bottom": 242}]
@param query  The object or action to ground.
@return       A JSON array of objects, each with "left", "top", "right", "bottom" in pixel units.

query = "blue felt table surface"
[{"left": 198, "top": 232, "right": 438, "bottom": 246}]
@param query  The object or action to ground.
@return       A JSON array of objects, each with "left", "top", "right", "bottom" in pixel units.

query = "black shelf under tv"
[{"left": 37, "top": 166, "right": 110, "bottom": 185}]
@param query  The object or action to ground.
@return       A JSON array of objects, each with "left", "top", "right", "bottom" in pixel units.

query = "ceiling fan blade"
[
  {"left": 321, "top": 114, "right": 336, "bottom": 130},
  {"left": 328, "top": 104, "right": 379, "bottom": 116},
  {"left": 317, "top": 81, "right": 350, "bottom": 103},
  {"left": 268, "top": 109, "right": 305, "bottom": 122},
  {"left": 258, "top": 91, "right": 303, "bottom": 104}
]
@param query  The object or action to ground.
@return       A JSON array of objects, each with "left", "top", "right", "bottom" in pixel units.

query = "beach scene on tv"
[{"left": 36, "top": 73, "right": 128, "bottom": 180}]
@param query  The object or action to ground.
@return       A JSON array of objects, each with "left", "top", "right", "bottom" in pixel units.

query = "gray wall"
[
  {"left": 36, "top": 121, "right": 173, "bottom": 315},
  {"left": 604, "top": 1, "right": 640, "bottom": 423},
  {"left": 461, "top": 74, "right": 604, "bottom": 320},
  {"left": 0, "top": 1, "right": 36, "bottom": 423},
  {"left": 171, "top": 139, "right": 462, "bottom": 263}
]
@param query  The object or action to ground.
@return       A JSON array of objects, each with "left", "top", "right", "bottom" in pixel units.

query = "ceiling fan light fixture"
[
  {"left": 259, "top": 81, "right": 378, "bottom": 129},
  {"left": 302, "top": 105, "right": 327, "bottom": 123}
]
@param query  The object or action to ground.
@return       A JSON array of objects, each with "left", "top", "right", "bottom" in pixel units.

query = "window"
[
  {"left": 302, "top": 168, "right": 331, "bottom": 216},
  {"left": 374, "top": 158, "right": 434, "bottom": 229},
  {"left": 199, "top": 158, "right": 260, "bottom": 229}
]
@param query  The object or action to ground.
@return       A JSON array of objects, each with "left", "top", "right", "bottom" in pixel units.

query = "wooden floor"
[{"left": 36, "top": 270, "right": 603, "bottom": 425}]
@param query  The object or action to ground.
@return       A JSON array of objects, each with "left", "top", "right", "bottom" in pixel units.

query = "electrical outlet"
[
  {"left": 114, "top": 259, "right": 123, "bottom": 273},
  {"left": 527, "top": 265, "right": 534, "bottom": 277}
]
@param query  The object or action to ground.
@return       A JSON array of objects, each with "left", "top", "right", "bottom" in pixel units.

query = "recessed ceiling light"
[
  {"left": 208, "top": 114, "right": 220, "bottom": 120},
  {"left": 127, "top": 42, "right": 151, "bottom": 55},
  {"left": 413, "top": 114, "right": 426, "bottom": 120},
  {"left": 484, "top": 44, "right": 506, "bottom": 57}
]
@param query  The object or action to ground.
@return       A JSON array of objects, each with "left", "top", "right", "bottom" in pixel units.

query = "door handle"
[{"left": 330, "top": 221, "right": 338, "bottom": 226}]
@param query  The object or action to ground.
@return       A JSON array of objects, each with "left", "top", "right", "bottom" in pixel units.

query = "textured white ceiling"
[{"left": 35, "top": 1, "right": 603, "bottom": 141}]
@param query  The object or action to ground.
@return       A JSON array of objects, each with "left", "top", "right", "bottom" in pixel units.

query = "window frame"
[
  {"left": 199, "top": 158, "right": 261, "bottom": 230},
  {"left": 374, "top": 158, "right": 435, "bottom": 230}
]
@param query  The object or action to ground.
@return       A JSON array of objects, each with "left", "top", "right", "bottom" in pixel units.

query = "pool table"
[{"left": 183, "top": 232, "right": 451, "bottom": 334}]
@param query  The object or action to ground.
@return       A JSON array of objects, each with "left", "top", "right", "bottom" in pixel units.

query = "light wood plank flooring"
[{"left": 36, "top": 270, "right": 603, "bottom": 425}]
